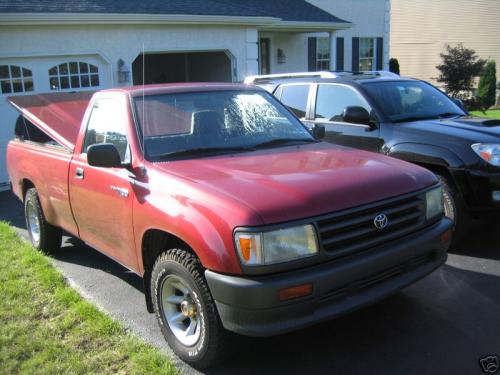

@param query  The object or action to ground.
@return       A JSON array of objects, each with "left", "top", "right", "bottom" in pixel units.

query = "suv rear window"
[{"left": 279, "top": 85, "right": 310, "bottom": 118}]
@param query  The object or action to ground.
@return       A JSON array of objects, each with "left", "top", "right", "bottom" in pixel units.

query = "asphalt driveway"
[{"left": 1, "top": 190, "right": 499, "bottom": 375}]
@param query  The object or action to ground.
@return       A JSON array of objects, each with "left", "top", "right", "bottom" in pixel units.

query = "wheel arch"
[
  {"left": 140, "top": 228, "right": 198, "bottom": 313},
  {"left": 21, "top": 178, "right": 35, "bottom": 201}
]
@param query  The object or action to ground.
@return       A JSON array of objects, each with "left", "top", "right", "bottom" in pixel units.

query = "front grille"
[{"left": 317, "top": 192, "right": 426, "bottom": 259}]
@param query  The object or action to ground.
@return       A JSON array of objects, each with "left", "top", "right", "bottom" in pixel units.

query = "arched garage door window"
[
  {"left": 49, "top": 62, "right": 99, "bottom": 90},
  {"left": 0, "top": 65, "right": 34, "bottom": 94}
]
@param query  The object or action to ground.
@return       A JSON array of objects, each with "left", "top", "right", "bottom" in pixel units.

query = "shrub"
[
  {"left": 436, "top": 43, "right": 486, "bottom": 100},
  {"left": 389, "top": 58, "right": 400, "bottom": 75},
  {"left": 477, "top": 60, "right": 497, "bottom": 109}
]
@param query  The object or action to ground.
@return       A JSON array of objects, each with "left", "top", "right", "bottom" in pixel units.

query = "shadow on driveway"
[{"left": 1, "top": 190, "right": 499, "bottom": 375}]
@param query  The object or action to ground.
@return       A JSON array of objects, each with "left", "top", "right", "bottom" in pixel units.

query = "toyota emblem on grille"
[{"left": 374, "top": 214, "right": 389, "bottom": 230}]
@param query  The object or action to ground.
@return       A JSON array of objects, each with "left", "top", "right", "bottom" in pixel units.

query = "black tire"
[
  {"left": 151, "top": 248, "right": 233, "bottom": 369},
  {"left": 437, "top": 174, "right": 470, "bottom": 243},
  {"left": 24, "top": 187, "right": 62, "bottom": 252}
]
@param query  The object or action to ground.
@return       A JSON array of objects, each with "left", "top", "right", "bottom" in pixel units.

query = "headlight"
[
  {"left": 235, "top": 224, "right": 318, "bottom": 266},
  {"left": 471, "top": 143, "right": 500, "bottom": 166},
  {"left": 426, "top": 186, "right": 444, "bottom": 220}
]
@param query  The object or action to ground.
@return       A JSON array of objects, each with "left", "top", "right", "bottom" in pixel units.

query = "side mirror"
[
  {"left": 342, "top": 106, "right": 372, "bottom": 126},
  {"left": 87, "top": 143, "right": 122, "bottom": 168},
  {"left": 312, "top": 123, "right": 325, "bottom": 139},
  {"left": 452, "top": 98, "right": 464, "bottom": 110}
]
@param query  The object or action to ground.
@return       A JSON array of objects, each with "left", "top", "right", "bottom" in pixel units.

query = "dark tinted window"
[
  {"left": 84, "top": 99, "right": 129, "bottom": 161},
  {"left": 315, "top": 84, "right": 371, "bottom": 122},
  {"left": 279, "top": 85, "right": 310, "bottom": 118},
  {"left": 362, "top": 80, "right": 465, "bottom": 122}
]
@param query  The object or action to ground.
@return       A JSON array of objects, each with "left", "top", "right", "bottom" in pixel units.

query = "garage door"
[
  {"left": 0, "top": 55, "right": 110, "bottom": 189},
  {"left": 132, "top": 51, "right": 233, "bottom": 85}
]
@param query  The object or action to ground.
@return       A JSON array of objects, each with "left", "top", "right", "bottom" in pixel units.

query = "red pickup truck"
[{"left": 7, "top": 83, "right": 451, "bottom": 368}]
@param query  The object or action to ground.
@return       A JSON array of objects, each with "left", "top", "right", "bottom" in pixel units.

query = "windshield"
[
  {"left": 133, "top": 90, "right": 314, "bottom": 160},
  {"left": 362, "top": 80, "right": 466, "bottom": 122}
]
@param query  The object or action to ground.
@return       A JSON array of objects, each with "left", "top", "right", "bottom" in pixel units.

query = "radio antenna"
[{"left": 142, "top": 42, "right": 145, "bottom": 160}]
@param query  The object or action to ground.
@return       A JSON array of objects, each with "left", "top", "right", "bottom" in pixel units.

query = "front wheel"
[
  {"left": 151, "top": 249, "right": 233, "bottom": 369},
  {"left": 24, "top": 187, "right": 62, "bottom": 252},
  {"left": 437, "top": 174, "right": 470, "bottom": 242}
]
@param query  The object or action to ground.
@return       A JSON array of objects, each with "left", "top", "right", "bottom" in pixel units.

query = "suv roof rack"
[{"left": 244, "top": 71, "right": 338, "bottom": 84}]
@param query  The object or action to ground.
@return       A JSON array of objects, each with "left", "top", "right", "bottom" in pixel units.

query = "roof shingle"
[{"left": 0, "top": 0, "right": 349, "bottom": 24}]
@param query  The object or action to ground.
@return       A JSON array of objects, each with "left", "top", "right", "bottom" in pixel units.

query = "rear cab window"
[{"left": 278, "top": 84, "right": 310, "bottom": 119}]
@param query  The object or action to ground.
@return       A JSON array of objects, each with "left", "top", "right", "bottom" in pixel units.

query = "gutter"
[{"left": 0, "top": 13, "right": 351, "bottom": 31}]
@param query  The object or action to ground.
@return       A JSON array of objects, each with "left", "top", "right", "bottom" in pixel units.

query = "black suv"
[{"left": 247, "top": 71, "right": 500, "bottom": 239}]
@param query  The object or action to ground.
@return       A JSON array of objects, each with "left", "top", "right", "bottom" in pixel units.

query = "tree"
[
  {"left": 477, "top": 60, "right": 497, "bottom": 109},
  {"left": 436, "top": 43, "right": 486, "bottom": 99},
  {"left": 389, "top": 58, "right": 400, "bottom": 75}
]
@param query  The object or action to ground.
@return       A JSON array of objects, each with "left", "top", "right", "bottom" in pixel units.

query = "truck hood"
[
  {"left": 153, "top": 142, "right": 437, "bottom": 224},
  {"left": 403, "top": 116, "right": 500, "bottom": 141}
]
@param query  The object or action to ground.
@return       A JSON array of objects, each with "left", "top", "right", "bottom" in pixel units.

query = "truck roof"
[{"left": 7, "top": 83, "right": 262, "bottom": 151}]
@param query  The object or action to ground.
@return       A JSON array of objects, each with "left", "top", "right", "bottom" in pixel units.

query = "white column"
[
  {"left": 383, "top": 0, "right": 391, "bottom": 70},
  {"left": 245, "top": 28, "right": 259, "bottom": 79},
  {"left": 329, "top": 31, "right": 336, "bottom": 71}
]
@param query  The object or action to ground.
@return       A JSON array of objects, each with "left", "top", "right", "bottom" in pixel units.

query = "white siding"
[
  {"left": 391, "top": 0, "right": 500, "bottom": 85},
  {"left": 308, "top": 0, "right": 390, "bottom": 70}
]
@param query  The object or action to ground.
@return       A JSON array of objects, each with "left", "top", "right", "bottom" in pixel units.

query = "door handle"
[
  {"left": 110, "top": 185, "right": 129, "bottom": 198},
  {"left": 75, "top": 168, "right": 84, "bottom": 180}
]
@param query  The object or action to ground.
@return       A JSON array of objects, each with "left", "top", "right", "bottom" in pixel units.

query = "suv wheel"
[
  {"left": 24, "top": 187, "right": 62, "bottom": 252},
  {"left": 151, "top": 248, "right": 233, "bottom": 369}
]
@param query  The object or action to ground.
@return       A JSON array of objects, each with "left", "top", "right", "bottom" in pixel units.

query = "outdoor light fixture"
[
  {"left": 277, "top": 48, "right": 286, "bottom": 64},
  {"left": 117, "top": 58, "right": 131, "bottom": 83}
]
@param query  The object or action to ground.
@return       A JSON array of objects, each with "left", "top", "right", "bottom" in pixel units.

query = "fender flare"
[{"left": 387, "top": 143, "right": 465, "bottom": 169}]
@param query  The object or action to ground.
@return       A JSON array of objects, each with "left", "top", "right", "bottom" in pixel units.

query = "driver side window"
[
  {"left": 83, "top": 99, "right": 129, "bottom": 162},
  {"left": 315, "top": 84, "right": 371, "bottom": 122}
]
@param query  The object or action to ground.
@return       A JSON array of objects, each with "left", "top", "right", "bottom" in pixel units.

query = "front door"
[
  {"left": 69, "top": 97, "right": 138, "bottom": 270},
  {"left": 310, "top": 83, "right": 382, "bottom": 152},
  {"left": 259, "top": 38, "right": 270, "bottom": 75}
]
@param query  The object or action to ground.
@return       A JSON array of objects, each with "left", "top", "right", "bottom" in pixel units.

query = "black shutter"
[
  {"left": 376, "top": 37, "right": 383, "bottom": 70},
  {"left": 352, "top": 37, "right": 359, "bottom": 71},
  {"left": 336, "top": 37, "right": 344, "bottom": 71},
  {"left": 308, "top": 37, "right": 317, "bottom": 72}
]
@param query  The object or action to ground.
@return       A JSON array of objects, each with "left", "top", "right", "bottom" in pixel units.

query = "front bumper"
[
  {"left": 451, "top": 169, "right": 500, "bottom": 213},
  {"left": 205, "top": 218, "right": 452, "bottom": 337}
]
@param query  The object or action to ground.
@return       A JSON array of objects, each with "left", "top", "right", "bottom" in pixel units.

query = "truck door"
[
  {"left": 69, "top": 97, "right": 138, "bottom": 270},
  {"left": 308, "top": 83, "right": 382, "bottom": 152}
]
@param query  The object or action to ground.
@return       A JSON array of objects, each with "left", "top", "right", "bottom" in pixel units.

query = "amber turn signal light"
[
  {"left": 279, "top": 283, "right": 313, "bottom": 301},
  {"left": 440, "top": 229, "right": 452, "bottom": 244}
]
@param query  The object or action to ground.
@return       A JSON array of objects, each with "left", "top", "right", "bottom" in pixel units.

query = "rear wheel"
[
  {"left": 24, "top": 188, "right": 62, "bottom": 252},
  {"left": 151, "top": 248, "right": 233, "bottom": 369}
]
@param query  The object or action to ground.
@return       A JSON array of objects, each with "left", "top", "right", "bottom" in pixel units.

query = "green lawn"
[
  {"left": 0, "top": 222, "right": 178, "bottom": 375},
  {"left": 470, "top": 109, "right": 500, "bottom": 119}
]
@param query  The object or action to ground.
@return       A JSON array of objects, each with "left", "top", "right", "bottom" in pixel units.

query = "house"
[
  {"left": 390, "top": 0, "right": 500, "bottom": 86},
  {"left": 0, "top": 0, "right": 389, "bottom": 188}
]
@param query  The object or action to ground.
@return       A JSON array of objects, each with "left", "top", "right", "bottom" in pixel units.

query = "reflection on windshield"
[
  {"left": 134, "top": 90, "right": 313, "bottom": 160},
  {"left": 362, "top": 81, "right": 465, "bottom": 122}
]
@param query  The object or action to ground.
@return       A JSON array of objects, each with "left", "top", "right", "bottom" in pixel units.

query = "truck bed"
[{"left": 8, "top": 91, "right": 94, "bottom": 151}]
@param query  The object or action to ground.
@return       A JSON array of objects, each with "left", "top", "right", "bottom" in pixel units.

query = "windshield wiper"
[
  {"left": 154, "top": 146, "right": 256, "bottom": 160},
  {"left": 436, "top": 112, "right": 463, "bottom": 119},
  {"left": 393, "top": 116, "right": 435, "bottom": 123},
  {"left": 252, "top": 138, "right": 318, "bottom": 149}
]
